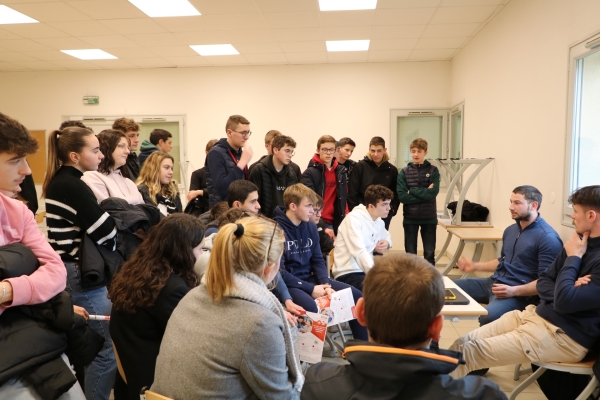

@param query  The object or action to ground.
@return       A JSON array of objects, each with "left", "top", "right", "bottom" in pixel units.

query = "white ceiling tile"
[
  {"left": 173, "top": 31, "right": 227, "bottom": 45},
  {"left": 415, "top": 37, "right": 468, "bottom": 49},
  {"left": 66, "top": 0, "right": 145, "bottom": 19},
  {"left": 153, "top": 16, "right": 217, "bottom": 33},
  {"left": 0, "top": 39, "right": 53, "bottom": 51},
  {"left": 206, "top": 14, "right": 269, "bottom": 30},
  {"left": 262, "top": 12, "right": 320, "bottom": 29},
  {"left": 319, "top": 10, "right": 376, "bottom": 27},
  {"left": 221, "top": 30, "right": 276, "bottom": 43},
  {"left": 271, "top": 28, "right": 323, "bottom": 42},
  {"left": 0, "top": 61, "right": 28, "bottom": 70},
  {"left": 1, "top": 23, "right": 70, "bottom": 39},
  {"left": 285, "top": 52, "right": 327, "bottom": 64},
  {"left": 327, "top": 51, "right": 369, "bottom": 63},
  {"left": 35, "top": 37, "right": 96, "bottom": 50},
  {"left": 21, "top": 50, "right": 75, "bottom": 60},
  {"left": 10, "top": 60, "right": 66, "bottom": 70},
  {"left": 81, "top": 35, "right": 139, "bottom": 48},
  {"left": 430, "top": 6, "right": 498, "bottom": 24},
  {"left": 378, "top": 0, "right": 442, "bottom": 8},
  {"left": 369, "top": 38, "right": 418, "bottom": 50},
  {"left": 9, "top": 2, "right": 92, "bottom": 22},
  {"left": 279, "top": 41, "right": 325, "bottom": 53},
  {"left": 104, "top": 47, "right": 157, "bottom": 58},
  {"left": 441, "top": 0, "right": 503, "bottom": 6},
  {"left": 232, "top": 42, "right": 282, "bottom": 54},
  {"left": 49, "top": 59, "right": 102, "bottom": 69},
  {"left": 163, "top": 56, "right": 211, "bottom": 67},
  {"left": 0, "top": 51, "right": 39, "bottom": 62},
  {"left": 205, "top": 54, "right": 249, "bottom": 66},
  {"left": 0, "top": 29, "right": 22, "bottom": 40},
  {"left": 254, "top": 0, "right": 318, "bottom": 13},
  {"left": 126, "top": 57, "right": 175, "bottom": 68},
  {"left": 321, "top": 26, "right": 372, "bottom": 40},
  {"left": 421, "top": 22, "right": 481, "bottom": 38},
  {"left": 87, "top": 59, "right": 137, "bottom": 69},
  {"left": 125, "top": 33, "right": 184, "bottom": 47},
  {"left": 371, "top": 25, "right": 425, "bottom": 39},
  {"left": 99, "top": 19, "right": 167, "bottom": 35},
  {"left": 409, "top": 48, "right": 457, "bottom": 60},
  {"left": 368, "top": 49, "right": 411, "bottom": 62},
  {"left": 147, "top": 46, "right": 198, "bottom": 57},
  {"left": 189, "top": 0, "right": 258, "bottom": 15},
  {"left": 47, "top": 21, "right": 118, "bottom": 37},
  {"left": 244, "top": 53, "right": 287, "bottom": 64},
  {"left": 375, "top": 8, "right": 437, "bottom": 25}
]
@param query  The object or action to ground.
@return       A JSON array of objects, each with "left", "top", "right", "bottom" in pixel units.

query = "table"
[
  {"left": 440, "top": 227, "right": 504, "bottom": 276},
  {"left": 441, "top": 276, "right": 487, "bottom": 320},
  {"left": 435, "top": 218, "right": 494, "bottom": 264}
]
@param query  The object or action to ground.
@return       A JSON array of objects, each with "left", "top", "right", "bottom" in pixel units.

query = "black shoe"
[{"left": 468, "top": 368, "right": 489, "bottom": 376}]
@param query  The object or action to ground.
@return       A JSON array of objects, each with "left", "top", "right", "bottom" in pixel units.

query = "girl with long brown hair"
[
  {"left": 136, "top": 151, "right": 181, "bottom": 215},
  {"left": 108, "top": 213, "right": 204, "bottom": 400}
]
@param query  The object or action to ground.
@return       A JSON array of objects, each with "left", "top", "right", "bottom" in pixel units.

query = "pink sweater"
[
  {"left": 0, "top": 193, "right": 66, "bottom": 315},
  {"left": 82, "top": 170, "right": 144, "bottom": 205}
]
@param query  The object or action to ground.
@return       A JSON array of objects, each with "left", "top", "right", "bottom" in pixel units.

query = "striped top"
[{"left": 45, "top": 166, "right": 117, "bottom": 262}]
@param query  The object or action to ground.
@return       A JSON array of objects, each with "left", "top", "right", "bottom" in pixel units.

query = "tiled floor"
[{"left": 320, "top": 318, "right": 547, "bottom": 399}]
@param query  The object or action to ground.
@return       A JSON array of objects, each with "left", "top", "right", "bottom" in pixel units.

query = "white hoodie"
[{"left": 332, "top": 204, "right": 392, "bottom": 279}]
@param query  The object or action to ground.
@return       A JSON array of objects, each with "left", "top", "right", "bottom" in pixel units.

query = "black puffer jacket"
[
  {"left": 248, "top": 155, "right": 298, "bottom": 218},
  {"left": 302, "top": 340, "right": 507, "bottom": 400},
  {"left": 348, "top": 156, "right": 399, "bottom": 214},
  {"left": 300, "top": 158, "right": 347, "bottom": 234}
]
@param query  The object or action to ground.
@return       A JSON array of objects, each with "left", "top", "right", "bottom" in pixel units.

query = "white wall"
[
  {"left": 451, "top": 0, "right": 600, "bottom": 243},
  {"left": 0, "top": 61, "right": 451, "bottom": 247}
]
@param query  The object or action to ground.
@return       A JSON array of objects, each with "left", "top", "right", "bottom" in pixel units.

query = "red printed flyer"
[
  {"left": 296, "top": 311, "right": 329, "bottom": 364},
  {"left": 314, "top": 288, "right": 357, "bottom": 326}
]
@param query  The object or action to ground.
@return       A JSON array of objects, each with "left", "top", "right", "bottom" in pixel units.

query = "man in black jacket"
[
  {"left": 112, "top": 117, "right": 141, "bottom": 181},
  {"left": 248, "top": 135, "right": 298, "bottom": 218},
  {"left": 335, "top": 137, "right": 356, "bottom": 180},
  {"left": 301, "top": 253, "right": 506, "bottom": 400},
  {"left": 348, "top": 136, "right": 399, "bottom": 230},
  {"left": 188, "top": 139, "right": 218, "bottom": 215},
  {"left": 249, "top": 129, "right": 302, "bottom": 180}
]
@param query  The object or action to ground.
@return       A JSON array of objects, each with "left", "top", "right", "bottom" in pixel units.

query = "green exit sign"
[{"left": 83, "top": 96, "right": 99, "bottom": 105}]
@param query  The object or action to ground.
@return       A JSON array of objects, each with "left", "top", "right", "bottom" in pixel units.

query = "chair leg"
[
  {"left": 513, "top": 363, "right": 532, "bottom": 381},
  {"left": 575, "top": 376, "right": 598, "bottom": 400},
  {"left": 509, "top": 367, "right": 547, "bottom": 400}
]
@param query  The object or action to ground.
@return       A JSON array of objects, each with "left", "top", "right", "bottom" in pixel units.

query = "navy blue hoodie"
[{"left": 273, "top": 206, "right": 329, "bottom": 294}]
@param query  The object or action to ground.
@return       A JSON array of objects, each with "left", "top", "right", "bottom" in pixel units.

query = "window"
[{"left": 563, "top": 33, "right": 600, "bottom": 226}]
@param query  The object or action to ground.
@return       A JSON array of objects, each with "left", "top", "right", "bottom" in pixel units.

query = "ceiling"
[{"left": 0, "top": 0, "right": 510, "bottom": 72}]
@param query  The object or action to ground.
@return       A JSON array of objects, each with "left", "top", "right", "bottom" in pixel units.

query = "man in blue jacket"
[
  {"left": 273, "top": 183, "right": 367, "bottom": 341},
  {"left": 206, "top": 115, "right": 253, "bottom": 208},
  {"left": 455, "top": 185, "right": 563, "bottom": 326},
  {"left": 450, "top": 185, "right": 600, "bottom": 378}
]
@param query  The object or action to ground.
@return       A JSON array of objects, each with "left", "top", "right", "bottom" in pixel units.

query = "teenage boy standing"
[
  {"left": 249, "top": 135, "right": 298, "bottom": 218},
  {"left": 301, "top": 135, "right": 348, "bottom": 233},
  {"left": 250, "top": 130, "right": 302, "bottom": 180},
  {"left": 206, "top": 115, "right": 253, "bottom": 207},
  {"left": 139, "top": 128, "right": 173, "bottom": 166},
  {"left": 333, "top": 185, "right": 393, "bottom": 291},
  {"left": 335, "top": 137, "right": 356, "bottom": 179},
  {"left": 348, "top": 136, "right": 400, "bottom": 230},
  {"left": 397, "top": 138, "right": 440, "bottom": 265},
  {"left": 112, "top": 117, "right": 141, "bottom": 181}
]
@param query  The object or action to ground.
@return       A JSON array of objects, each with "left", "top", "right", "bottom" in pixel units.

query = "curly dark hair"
[
  {"left": 0, "top": 112, "right": 38, "bottom": 157},
  {"left": 97, "top": 129, "right": 129, "bottom": 177},
  {"left": 108, "top": 214, "right": 204, "bottom": 313}
]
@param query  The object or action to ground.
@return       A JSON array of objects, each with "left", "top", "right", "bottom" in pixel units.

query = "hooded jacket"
[
  {"left": 348, "top": 155, "right": 400, "bottom": 216},
  {"left": 138, "top": 140, "right": 157, "bottom": 166},
  {"left": 205, "top": 138, "right": 247, "bottom": 208},
  {"left": 300, "top": 155, "right": 347, "bottom": 233},
  {"left": 250, "top": 155, "right": 302, "bottom": 181},
  {"left": 332, "top": 204, "right": 392, "bottom": 279},
  {"left": 301, "top": 340, "right": 507, "bottom": 400},
  {"left": 273, "top": 206, "right": 329, "bottom": 294},
  {"left": 248, "top": 155, "right": 298, "bottom": 218}
]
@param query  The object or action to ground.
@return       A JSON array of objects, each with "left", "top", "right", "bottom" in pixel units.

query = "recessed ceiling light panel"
[
  {"left": 128, "top": 0, "right": 201, "bottom": 17},
  {"left": 326, "top": 40, "right": 370, "bottom": 52},
  {"left": 189, "top": 44, "right": 239, "bottom": 56},
  {"left": 61, "top": 49, "right": 118, "bottom": 60},
  {"left": 0, "top": 5, "right": 39, "bottom": 24},
  {"left": 319, "top": 0, "right": 377, "bottom": 11}
]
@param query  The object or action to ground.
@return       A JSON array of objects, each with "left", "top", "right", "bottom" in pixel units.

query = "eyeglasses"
[
  {"left": 116, "top": 143, "right": 129, "bottom": 150},
  {"left": 233, "top": 130, "right": 252, "bottom": 137},
  {"left": 320, "top": 148, "right": 335, "bottom": 154},
  {"left": 266, "top": 220, "right": 277, "bottom": 260},
  {"left": 276, "top": 148, "right": 295, "bottom": 156},
  {"left": 313, "top": 208, "right": 323, "bottom": 215}
]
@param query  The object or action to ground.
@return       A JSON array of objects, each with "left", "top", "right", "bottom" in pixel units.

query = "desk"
[
  {"left": 435, "top": 219, "right": 493, "bottom": 263},
  {"left": 442, "top": 277, "right": 487, "bottom": 320},
  {"left": 440, "top": 227, "right": 504, "bottom": 276}
]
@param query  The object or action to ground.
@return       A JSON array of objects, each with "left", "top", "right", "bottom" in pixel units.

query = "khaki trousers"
[{"left": 449, "top": 305, "right": 588, "bottom": 378}]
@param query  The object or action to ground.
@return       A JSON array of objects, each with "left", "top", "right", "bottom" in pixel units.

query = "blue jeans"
[
  {"left": 454, "top": 277, "right": 539, "bottom": 326},
  {"left": 65, "top": 262, "right": 116, "bottom": 400},
  {"left": 288, "top": 277, "right": 368, "bottom": 341},
  {"left": 403, "top": 223, "right": 436, "bottom": 265}
]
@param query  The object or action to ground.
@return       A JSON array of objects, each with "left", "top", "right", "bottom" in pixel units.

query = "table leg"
[
  {"left": 441, "top": 240, "right": 465, "bottom": 276},
  {"left": 472, "top": 242, "right": 484, "bottom": 262},
  {"left": 435, "top": 231, "right": 453, "bottom": 263}
]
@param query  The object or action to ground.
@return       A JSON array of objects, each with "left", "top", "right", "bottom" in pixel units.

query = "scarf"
[{"left": 213, "top": 271, "right": 304, "bottom": 393}]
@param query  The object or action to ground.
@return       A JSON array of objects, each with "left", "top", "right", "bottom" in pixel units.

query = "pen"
[{"left": 88, "top": 315, "right": 110, "bottom": 321}]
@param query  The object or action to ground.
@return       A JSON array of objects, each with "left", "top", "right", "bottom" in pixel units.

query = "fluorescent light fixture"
[
  {"left": 128, "top": 0, "right": 200, "bottom": 17},
  {"left": 189, "top": 44, "right": 239, "bottom": 56},
  {"left": 319, "top": 0, "right": 377, "bottom": 11},
  {"left": 326, "top": 40, "right": 370, "bottom": 52},
  {"left": 61, "top": 49, "right": 118, "bottom": 60},
  {"left": 0, "top": 5, "right": 38, "bottom": 24}
]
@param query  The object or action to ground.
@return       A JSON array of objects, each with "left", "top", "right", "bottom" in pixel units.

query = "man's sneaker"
[{"left": 468, "top": 368, "right": 489, "bottom": 376}]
